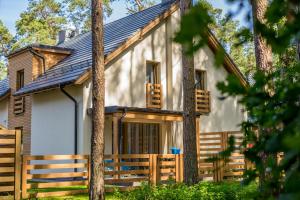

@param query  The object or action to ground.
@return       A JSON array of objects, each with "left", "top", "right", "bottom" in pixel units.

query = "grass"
[{"left": 28, "top": 186, "right": 117, "bottom": 200}]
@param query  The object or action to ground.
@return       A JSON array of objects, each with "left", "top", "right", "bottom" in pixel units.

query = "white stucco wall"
[
  {"left": 194, "top": 46, "right": 245, "bottom": 132},
  {"left": 0, "top": 99, "right": 8, "bottom": 128},
  {"left": 31, "top": 87, "right": 80, "bottom": 155}
]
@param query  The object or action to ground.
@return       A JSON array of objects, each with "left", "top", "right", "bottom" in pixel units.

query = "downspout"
[
  {"left": 60, "top": 87, "right": 78, "bottom": 155},
  {"left": 118, "top": 109, "right": 127, "bottom": 154},
  {"left": 29, "top": 48, "right": 46, "bottom": 73}
]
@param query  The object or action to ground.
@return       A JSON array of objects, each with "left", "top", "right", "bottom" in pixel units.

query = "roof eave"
[{"left": 0, "top": 89, "right": 11, "bottom": 101}]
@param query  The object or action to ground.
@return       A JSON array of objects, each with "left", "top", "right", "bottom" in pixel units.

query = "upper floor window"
[
  {"left": 195, "top": 70, "right": 207, "bottom": 90},
  {"left": 146, "top": 61, "right": 160, "bottom": 84},
  {"left": 16, "top": 69, "right": 24, "bottom": 90}
]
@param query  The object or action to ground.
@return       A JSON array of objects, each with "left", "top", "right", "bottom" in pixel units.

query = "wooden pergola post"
[
  {"left": 196, "top": 117, "right": 200, "bottom": 177},
  {"left": 112, "top": 114, "right": 120, "bottom": 179}
]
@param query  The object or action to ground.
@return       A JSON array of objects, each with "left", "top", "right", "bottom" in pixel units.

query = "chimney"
[{"left": 58, "top": 30, "right": 67, "bottom": 44}]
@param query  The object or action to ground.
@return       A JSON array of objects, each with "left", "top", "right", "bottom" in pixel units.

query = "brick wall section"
[
  {"left": 8, "top": 49, "right": 69, "bottom": 154},
  {"left": 8, "top": 51, "right": 33, "bottom": 155}
]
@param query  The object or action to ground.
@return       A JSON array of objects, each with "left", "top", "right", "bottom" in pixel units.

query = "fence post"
[
  {"left": 22, "top": 156, "right": 28, "bottom": 199},
  {"left": 150, "top": 154, "right": 158, "bottom": 185},
  {"left": 14, "top": 130, "right": 21, "bottom": 200},
  {"left": 179, "top": 154, "right": 184, "bottom": 182},
  {"left": 175, "top": 154, "right": 180, "bottom": 182},
  {"left": 87, "top": 155, "right": 91, "bottom": 190}
]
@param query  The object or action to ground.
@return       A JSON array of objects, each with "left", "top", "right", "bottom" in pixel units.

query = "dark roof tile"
[{"left": 15, "top": 0, "right": 176, "bottom": 96}]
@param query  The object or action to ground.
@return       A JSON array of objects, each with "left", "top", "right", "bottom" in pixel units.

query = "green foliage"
[
  {"left": 63, "top": 0, "right": 113, "bottom": 32},
  {"left": 0, "top": 20, "right": 13, "bottom": 79},
  {"left": 15, "top": 0, "right": 66, "bottom": 47},
  {"left": 125, "top": 0, "right": 156, "bottom": 14},
  {"left": 175, "top": 0, "right": 256, "bottom": 75},
  {"left": 113, "top": 182, "right": 257, "bottom": 200},
  {"left": 175, "top": 0, "right": 300, "bottom": 199}
]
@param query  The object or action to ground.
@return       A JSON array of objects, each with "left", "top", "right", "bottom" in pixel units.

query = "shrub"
[{"left": 113, "top": 181, "right": 257, "bottom": 200}]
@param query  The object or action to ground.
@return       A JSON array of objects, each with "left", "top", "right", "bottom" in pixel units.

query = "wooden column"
[
  {"left": 14, "top": 130, "right": 21, "bottom": 200},
  {"left": 112, "top": 115, "right": 120, "bottom": 179},
  {"left": 196, "top": 117, "right": 200, "bottom": 177}
]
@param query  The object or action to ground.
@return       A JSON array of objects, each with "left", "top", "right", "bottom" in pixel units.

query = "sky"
[{"left": 0, "top": 0, "right": 250, "bottom": 35}]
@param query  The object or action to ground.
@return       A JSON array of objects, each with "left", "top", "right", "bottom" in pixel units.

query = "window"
[
  {"left": 121, "top": 123, "right": 160, "bottom": 154},
  {"left": 146, "top": 61, "right": 160, "bottom": 84},
  {"left": 195, "top": 70, "right": 207, "bottom": 90},
  {"left": 16, "top": 69, "right": 24, "bottom": 90}
]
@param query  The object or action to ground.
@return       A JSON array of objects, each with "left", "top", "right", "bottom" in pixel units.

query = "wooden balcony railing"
[
  {"left": 14, "top": 96, "right": 25, "bottom": 115},
  {"left": 146, "top": 83, "right": 162, "bottom": 109},
  {"left": 195, "top": 89, "right": 211, "bottom": 114}
]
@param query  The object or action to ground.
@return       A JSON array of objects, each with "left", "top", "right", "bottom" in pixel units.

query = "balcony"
[
  {"left": 14, "top": 96, "right": 25, "bottom": 115},
  {"left": 195, "top": 89, "right": 211, "bottom": 114},
  {"left": 146, "top": 83, "right": 162, "bottom": 109}
]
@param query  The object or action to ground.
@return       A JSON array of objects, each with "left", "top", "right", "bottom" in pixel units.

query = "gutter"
[
  {"left": 60, "top": 87, "right": 78, "bottom": 155},
  {"left": 29, "top": 48, "right": 46, "bottom": 73}
]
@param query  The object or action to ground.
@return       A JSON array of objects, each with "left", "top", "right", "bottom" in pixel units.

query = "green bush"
[{"left": 113, "top": 181, "right": 257, "bottom": 200}]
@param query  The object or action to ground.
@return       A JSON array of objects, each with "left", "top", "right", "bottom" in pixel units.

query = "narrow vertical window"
[
  {"left": 195, "top": 70, "right": 207, "bottom": 90},
  {"left": 146, "top": 61, "right": 160, "bottom": 84},
  {"left": 16, "top": 69, "right": 24, "bottom": 90}
]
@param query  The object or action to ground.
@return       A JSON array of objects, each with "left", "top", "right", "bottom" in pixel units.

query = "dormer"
[{"left": 7, "top": 44, "right": 72, "bottom": 84}]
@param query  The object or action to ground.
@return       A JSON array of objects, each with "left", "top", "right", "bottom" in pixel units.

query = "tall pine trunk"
[
  {"left": 251, "top": 0, "right": 274, "bottom": 194},
  {"left": 180, "top": 0, "right": 199, "bottom": 185},
  {"left": 252, "top": 0, "right": 273, "bottom": 72},
  {"left": 90, "top": 0, "right": 105, "bottom": 199}
]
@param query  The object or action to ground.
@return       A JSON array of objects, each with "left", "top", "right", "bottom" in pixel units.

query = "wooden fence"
[
  {"left": 22, "top": 155, "right": 90, "bottom": 199},
  {"left": 0, "top": 129, "right": 21, "bottom": 200},
  {"left": 21, "top": 154, "right": 183, "bottom": 198},
  {"left": 198, "top": 131, "right": 246, "bottom": 181}
]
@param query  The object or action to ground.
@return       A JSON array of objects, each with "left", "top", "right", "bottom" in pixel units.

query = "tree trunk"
[
  {"left": 180, "top": 0, "right": 199, "bottom": 185},
  {"left": 90, "top": 0, "right": 105, "bottom": 199},
  {"left": 252, "top": 0, "right": 273, "bottom": 72},
  {"left": 251, "top": 0, "right": 274, "bottom": 193}
]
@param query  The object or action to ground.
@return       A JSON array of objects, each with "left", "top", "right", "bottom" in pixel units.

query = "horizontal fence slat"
[
  {"left": 0, "top": 176, "right": 14, "bottom": 182},
  {"left": 105, "top": 162, "right": 149, "bottom": 167},
  {"left": 104, "top": 154, "right": 150, "bottom": 159},
  {"left": 0, "top": 158, "right": 14, "bottom": 164},
  {"left": 0, "top": 167, "right": 14, "bottom": 173},
  {"left": 25, "top": 155, "right": 89, "bottom": 161},
  {"left": 26, "top": 163, "right": 87, "bottom": 170},
  {"left": 0, "top": 139, "right": 15, "bottom": 145},
  {"left": 27, "top": 172, "right": 88, "bottom": 179},
  {"left": 0, "top": 186, "right": 14, "bottom": 192},
  {"left": 0, "top": 130, "right": 16, "bottom": 135},
  {"left": 105, "top": 170, "right": 149, "bottom": 175},
  {"left": 159, "top": 161, "right": 175, "bottom": 166},
  {"left": 0, "top": 148, "right": 15, "bottom": 154},
  {"left": 27, "top": 181, "right": 88, "bottom": 189},
  {"left": 105, "top": 177, "right": 148, "bottom": 184},
  {"left": 33, "top": 189, "right": 88, "bottom": 198}
]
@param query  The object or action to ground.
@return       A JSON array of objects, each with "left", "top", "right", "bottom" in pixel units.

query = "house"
[{"left": 0, "top": 0, "right": 246, "bottom": 156}]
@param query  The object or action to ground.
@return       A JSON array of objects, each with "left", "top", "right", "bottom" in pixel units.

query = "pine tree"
[
  {"left": 90, "top": 0, "right": 105, "bottom": 199},
  {"left": 180, "top": 0, "right": 199, "bottom": 185}
]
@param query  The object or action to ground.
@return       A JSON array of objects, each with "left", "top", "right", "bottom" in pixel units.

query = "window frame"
[
  {"left": 16, "top": 69, "right": 25, "bottom": 90},
  {"left": 146, "top": 60, "right": 161, "bottom": 84},
  {"left": 195, "top": 69, "right": 207, "bottom": 90}
]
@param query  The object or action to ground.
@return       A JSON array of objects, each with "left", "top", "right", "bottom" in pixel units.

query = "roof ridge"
[{"left": 58, "top": 0, "right": 176, "bottom": 47}]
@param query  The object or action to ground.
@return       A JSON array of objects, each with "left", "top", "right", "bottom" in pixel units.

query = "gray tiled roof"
[
  {"left": 0, "top": 78, "right": 10, "bottom": 97},
  {"left": 14, "top": 0, "right": 176, "bottom": 96}
]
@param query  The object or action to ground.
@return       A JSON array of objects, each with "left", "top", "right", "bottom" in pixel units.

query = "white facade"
[
  {"left": 0, "top": 99, "right": 8, "bottom": 128},
  {"left": 0, "top": 9, "right": 246, "bottom": 155}
]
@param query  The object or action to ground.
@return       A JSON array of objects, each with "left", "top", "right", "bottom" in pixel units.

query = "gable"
[{"left": 13, "top": 0, "right": 246, "bottom": 97}]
